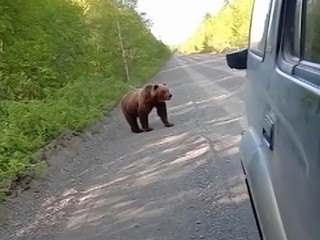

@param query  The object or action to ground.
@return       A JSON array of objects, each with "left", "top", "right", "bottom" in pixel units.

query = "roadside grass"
[{"left": 0, "top": 54, "right": 170, "bottom": 200}]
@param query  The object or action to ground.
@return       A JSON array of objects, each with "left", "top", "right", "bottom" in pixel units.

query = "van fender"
[{"left": 240, "top": 128, "right": 287, "bottom": 240}]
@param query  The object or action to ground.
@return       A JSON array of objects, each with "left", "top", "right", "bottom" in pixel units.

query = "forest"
[
  {"left": 178, "top": 0, "right": 253, "bottom": 54},
  {"left": 0, "top": 0, "right": 170, "bottom": 198}
]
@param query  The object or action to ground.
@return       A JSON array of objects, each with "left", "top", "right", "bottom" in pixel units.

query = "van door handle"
[{"left": 262, "top": 115, "right": 274, "bottom": 151}]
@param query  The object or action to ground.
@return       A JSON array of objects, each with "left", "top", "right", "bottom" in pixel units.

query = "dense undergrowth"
[
  {"left": 178, "top": 0, "right": 253, "bottom": 54},
  {"left": 0, "top": 0, "right": 171, "bottom": 198}
]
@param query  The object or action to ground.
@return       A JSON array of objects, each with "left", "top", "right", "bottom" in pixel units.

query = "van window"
[
  {"left": 303, "top": 0, "right": 320, "bottom": 64},
  {"left": 281, "top": 0, "right": 320, "bottom": 87},
  {"left": 293, "top": 0, "right": 302, "bottom": 57},
  {"left": 249, "top": 0, "right": 273, "bottom": 55}
]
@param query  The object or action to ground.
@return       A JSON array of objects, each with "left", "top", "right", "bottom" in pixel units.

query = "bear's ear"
[{"left": 153, "top": 84, "right": 159, "bottom": 90}]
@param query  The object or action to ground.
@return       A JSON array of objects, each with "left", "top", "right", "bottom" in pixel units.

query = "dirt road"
[{"left": 1, "top": 54, "right": 259, "bottom": 240}]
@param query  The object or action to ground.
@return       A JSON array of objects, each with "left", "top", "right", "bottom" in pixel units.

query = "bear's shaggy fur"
[{"left": 120, "top": 83, "right": 173, "bottom": 133}]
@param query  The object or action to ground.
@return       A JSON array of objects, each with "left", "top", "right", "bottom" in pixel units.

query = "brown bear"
[{"left": 120, "top": 83, "right": 174, "bottom": 133}]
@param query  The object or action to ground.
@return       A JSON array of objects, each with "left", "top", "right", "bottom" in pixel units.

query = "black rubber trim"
[
  {"left": 245, "top": 177, "right": 264, "bottom": 240},
  {"left": 241, "top": 158, "right": 263, "bottom": 239}
]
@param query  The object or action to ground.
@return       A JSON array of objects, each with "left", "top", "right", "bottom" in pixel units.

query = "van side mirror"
[{"left": 226, "top": 49, "right": 248, "bottom": 70}]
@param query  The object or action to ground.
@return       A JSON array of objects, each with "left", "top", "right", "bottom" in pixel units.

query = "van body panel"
[{"left": 226, "top": 0, "right": 320, "bottom": 239}]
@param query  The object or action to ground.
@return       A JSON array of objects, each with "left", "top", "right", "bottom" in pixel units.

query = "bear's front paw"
[
  {"left": 165, "top": 123, "right": 174, "bottom": 127},
  {"left": 143, "top": 127, "right": 153, "bottom": 132}
]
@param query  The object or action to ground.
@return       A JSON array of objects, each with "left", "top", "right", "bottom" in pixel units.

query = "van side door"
[{"left": 269, "top": 0, "right": 320, "bottom": 239}]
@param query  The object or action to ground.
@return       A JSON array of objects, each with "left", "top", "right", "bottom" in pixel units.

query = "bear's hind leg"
[{"left": 125, "top": 114, "right": 143, "bottom": 133}]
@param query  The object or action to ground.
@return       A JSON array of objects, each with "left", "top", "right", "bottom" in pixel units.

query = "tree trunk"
[{"left": 115, "top": 12, "right": 130, "bottom": 82}]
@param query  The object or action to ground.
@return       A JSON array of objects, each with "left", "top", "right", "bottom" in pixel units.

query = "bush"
[{"left": 0, "top": 0, "right": 171, "bottom": 198}]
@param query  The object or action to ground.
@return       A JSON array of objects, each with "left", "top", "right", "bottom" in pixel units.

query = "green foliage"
[
  {"left": 0, "top": 0, "right": 170, "bottom": 196},
  {"left": 305, "top": 1, "right": 320, "bottom": 62},
  {"left": 178, "top": 0, "right": 253, "bottom": 54}
]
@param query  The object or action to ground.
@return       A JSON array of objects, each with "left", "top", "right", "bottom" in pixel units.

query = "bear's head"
[{"left": 152, "top": 83, "right": 172, "bottom": 102}]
